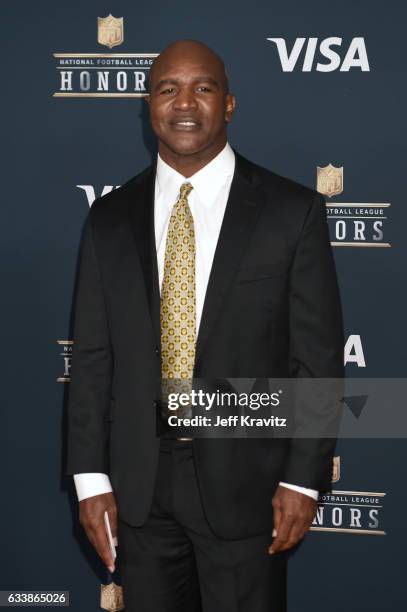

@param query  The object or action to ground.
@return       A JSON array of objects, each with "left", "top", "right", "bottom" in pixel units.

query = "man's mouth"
[{"left": 170, "top": 119, "right": 201, "bottom": 131}]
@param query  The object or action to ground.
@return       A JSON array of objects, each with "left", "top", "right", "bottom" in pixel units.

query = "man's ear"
[
  {"left": 225, "top": 94, "right": 236, "bottom": 123},
  {"left": 143, "top": 94, "right": 151, "bottom": 117}
]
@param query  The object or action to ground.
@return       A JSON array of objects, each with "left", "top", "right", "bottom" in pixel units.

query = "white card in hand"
[{"left": 104, "top": 510, "right": 117, "bottom": 560}]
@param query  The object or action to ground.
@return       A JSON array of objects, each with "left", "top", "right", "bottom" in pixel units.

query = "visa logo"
[{"left": 267, "top": 37, "right": 370, "bottom": 72}]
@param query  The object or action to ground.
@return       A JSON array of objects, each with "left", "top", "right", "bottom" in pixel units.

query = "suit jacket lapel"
[
  {"left": 194, "top": 151, "right": 265, "bottom": 368},
  {"left": 128, "top": 161, "right": 161, "bottom": 349}
]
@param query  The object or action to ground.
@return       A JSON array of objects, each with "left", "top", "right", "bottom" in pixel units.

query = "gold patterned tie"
[{"left": 160, "top": 182, "right": 196, "bottom": 408}]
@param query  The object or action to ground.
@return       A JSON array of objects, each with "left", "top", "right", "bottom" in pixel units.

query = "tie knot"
[{"left": 179, "top": 182, "right": 193, "bottom": 200}]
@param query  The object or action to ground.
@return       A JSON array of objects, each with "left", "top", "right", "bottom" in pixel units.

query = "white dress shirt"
[{"left": 73, "top": 142, "right": 318, "bottom": 502}]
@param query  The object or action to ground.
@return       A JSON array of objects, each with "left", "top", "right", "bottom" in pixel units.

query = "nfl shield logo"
[
  {"left": 100, "top": 581, "right": 124, "bottom": 611},
  {"left": 98, "top": 14, "right": 124, "bottom": 49},
  {"left": 332, "top": 456, "right": 341, "bottom": 483},
  {"left": 316, "top": 164, "right": 344, "bottom": 198}
]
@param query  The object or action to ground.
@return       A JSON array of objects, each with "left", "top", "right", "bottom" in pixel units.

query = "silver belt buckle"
[{"left": 176, "top": 437, "right": 193, "bottom": 442}]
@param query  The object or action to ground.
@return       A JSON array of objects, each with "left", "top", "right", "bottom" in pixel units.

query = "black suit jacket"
[{"left": 66, "top": 150, "right": 344, "bottom": 539}]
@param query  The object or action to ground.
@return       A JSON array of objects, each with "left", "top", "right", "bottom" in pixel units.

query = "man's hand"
[
  {"left": 79, "top": 492, "right": 118, "bottom": 572},
  {"left": 269, "top": 485, "right": 317, "bottom": 554}
]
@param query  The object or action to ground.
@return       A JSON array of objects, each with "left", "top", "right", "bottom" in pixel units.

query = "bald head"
[{"left": 149, "top": 39, "right": 229, "bottom": 94}]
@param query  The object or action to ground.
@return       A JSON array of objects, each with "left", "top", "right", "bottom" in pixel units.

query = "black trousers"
[{"left": 118, "top": 438, "right": 287, "bottom": 612}]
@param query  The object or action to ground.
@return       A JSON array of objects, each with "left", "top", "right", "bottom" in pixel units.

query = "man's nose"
[{"left": 173, "top": 88, "right": 198, "bottom": 111}]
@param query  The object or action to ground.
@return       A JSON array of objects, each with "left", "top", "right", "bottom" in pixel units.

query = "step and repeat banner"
[{"left": 3, "top": 1, "right": 406, "bottom": 611}]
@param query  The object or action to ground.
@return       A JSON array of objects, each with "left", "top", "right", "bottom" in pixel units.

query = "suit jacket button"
[{"left": 155, "top": 347, "right": 159, "bottom": 356}]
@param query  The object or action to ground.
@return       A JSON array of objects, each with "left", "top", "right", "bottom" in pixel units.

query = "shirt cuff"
[
  {"left": 73, "top": 473, "right": 113, "bottom": 502},
  {"left": 279, "top": 481, "right": 319, "bottom": 500}
]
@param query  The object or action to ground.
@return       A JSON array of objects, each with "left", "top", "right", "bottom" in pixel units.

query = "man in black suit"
[{"left": 66, "top": 39, "right": 344, "bottom": 611}]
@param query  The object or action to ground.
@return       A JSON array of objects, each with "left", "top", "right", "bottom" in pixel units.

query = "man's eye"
[
  {"left": 161, "top": 88, "right": 176, "bottom": 95},
  {"left": 196, "top": 86, "right": 211, "bottom": 92}
]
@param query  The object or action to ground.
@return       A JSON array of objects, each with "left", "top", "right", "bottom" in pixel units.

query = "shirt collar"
[{"left": 156, "top": 142, "right": 235, "bottom": 209}]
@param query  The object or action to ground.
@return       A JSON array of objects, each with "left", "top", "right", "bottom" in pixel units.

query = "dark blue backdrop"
[{"left": 2, "top": 1, "right": 406, "bottom": 610}]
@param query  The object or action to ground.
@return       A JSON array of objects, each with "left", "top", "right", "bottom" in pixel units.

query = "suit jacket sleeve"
[
  {"left": 66, "top": 207, "right": 113, "bottom": 476},
  {"left": 282, "top": 192, "right": 344, "bottom": 492}
]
